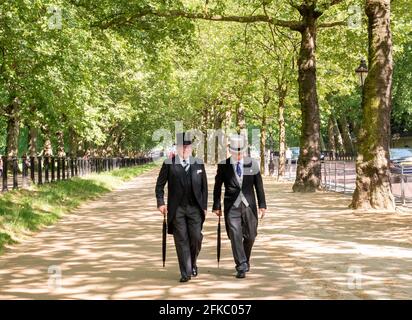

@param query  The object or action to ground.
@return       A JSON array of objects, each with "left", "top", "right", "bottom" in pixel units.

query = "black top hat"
[{"left": 176, "top": 132, "right": 192, "bottom": 146}]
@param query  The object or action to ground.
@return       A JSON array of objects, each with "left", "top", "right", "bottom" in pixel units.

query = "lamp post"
[
  {"left": 353, "top": 59, "right": 368, "bottom": 155},
  {"left": 355, "top": 58, "right": 369, "bottom": 88}
]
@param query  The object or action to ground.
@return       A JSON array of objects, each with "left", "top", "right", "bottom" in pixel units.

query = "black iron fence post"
[
  {"left": 0, "top": 153, "right": 153, "bottom": 194},
  {"left": 2, "top": 156, "right": 8, "bottom": 192},
  {"left": 74, "top": 158, "right": 78, "bottom": 176},
  {"left": 62, "top": 157, "right": 66, "bottom": 180},
  {"left": 12, "top": 157, "right": 18, "bottom": 190},
  {"left": 51, "top": 157, "right": 55, "bottom": 182},
  {"left": 44, "top": 156, "right": 50, "bottom": 183},
  {"left": 57, "top": 157, "right": 61, "bottom": 181},
  {"left": 30, "top": 156, "right": 35, "bottom": 183},
  {"left": 71, "top": 157, "right": 75, "bottom": 178},
  {"left": 67, "top": 157, "right": 71, "bottom": 179},
  {"left": 38, "top": 156, "right": 43, "bottom": 185},
  {"left": 22, "top": 155, "right": 28, "bottom": 188},
  {"left": 65, "top": 157, "right": 68, "bottom": 179}
]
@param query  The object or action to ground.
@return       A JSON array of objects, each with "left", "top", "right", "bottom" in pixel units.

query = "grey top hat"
[{"left": 228, "top": 134, "right": 247, "bottom": 152}]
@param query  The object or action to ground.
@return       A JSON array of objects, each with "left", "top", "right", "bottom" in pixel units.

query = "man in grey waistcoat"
[{"left": 213, "top": 134, "right": 267, "bottom": 278}]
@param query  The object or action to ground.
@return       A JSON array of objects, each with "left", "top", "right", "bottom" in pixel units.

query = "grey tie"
[{"left": 182, "top": 159, "right": 190, "bottom": 172}]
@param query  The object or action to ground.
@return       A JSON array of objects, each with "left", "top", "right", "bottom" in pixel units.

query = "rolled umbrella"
[
  {"left": 162, "top": 214, "right": 167, "bottom": 267},
  {"left": 217, "top": 215, "right": 221, "bottom": 267}
]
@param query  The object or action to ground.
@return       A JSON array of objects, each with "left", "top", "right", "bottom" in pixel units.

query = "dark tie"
[
  {"left": 236, "top": 162, "right": 242, "bottom": 178},
  {"left": 182, "top": 159, "right": 190, "bottom": 173}
]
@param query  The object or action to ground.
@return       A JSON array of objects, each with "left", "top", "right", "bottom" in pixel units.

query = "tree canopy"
[{"left": 0, "top": 0, "right": 411, "bottom": 204}]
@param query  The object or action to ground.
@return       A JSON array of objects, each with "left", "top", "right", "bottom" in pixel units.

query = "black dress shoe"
[
  {"left": 179, "top": 276, "right": 191, "bottom": 283},
  {"left": 192, "top": 266, "right": 198, "bottom": 277},
  {"left": 246, "top": 263, "right": 250, "bottom": 272},
  {"left": 236, "top": 271, "right": 246, "bottom": 279}
]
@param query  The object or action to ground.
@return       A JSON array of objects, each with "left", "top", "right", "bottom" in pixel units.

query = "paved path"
[{"left": 1, "top": 166, "right": 412, "bottom": 299}]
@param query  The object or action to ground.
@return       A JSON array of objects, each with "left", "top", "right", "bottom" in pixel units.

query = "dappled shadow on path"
[{"left": 1, "top": 167, "right": 412, "bottom": 299}]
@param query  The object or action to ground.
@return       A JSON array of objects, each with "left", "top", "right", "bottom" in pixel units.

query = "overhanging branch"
[
  {"left": 330, "top": 0, "right": 346, "bottom": 6},
  {"left": 318, "top": 20, "right": 347, "bottom": 28},
  {"left": 98, "top": 8, "right": 303, "bottom": 30}
]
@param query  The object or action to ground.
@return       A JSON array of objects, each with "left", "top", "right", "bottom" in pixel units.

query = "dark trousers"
[
  {"left": 227, "top": 203, "right": 258, "bottom": 272},
  {"left": 173, "top": 204, "right": 203, "bottom": 278}
]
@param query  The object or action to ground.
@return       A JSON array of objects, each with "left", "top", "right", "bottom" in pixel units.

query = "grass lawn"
[{"left": 0, "top": 162, "right": 158, "bottom": 254}]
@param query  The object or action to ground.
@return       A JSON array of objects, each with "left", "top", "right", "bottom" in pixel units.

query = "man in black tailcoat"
[{"left": 155, "top": 132, "right": 208, "bottom": 282}]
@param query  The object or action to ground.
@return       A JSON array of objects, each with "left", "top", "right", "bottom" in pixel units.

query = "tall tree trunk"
[
  {"left": 28, "top": 126, "right": 38, "bottom": 157},
  {"left": 77, "top": 140, "right": 85, "bottom": 157},
  {"left": 278, "top": 88, "right": 287, "bottom": 180},
  {"left": 260, "top": 79, "right": 269, "bottom": 174},
  {"left": 328, "top": 115, "right": 337, "bottom": 156},
  {"left": 292, "top": 7, "right": 322, "bottom": 192},
  {"left": 320, "top": 133, "right": 326, "bottom": 151},
  {"left": 351, "top": 0, "right": 395, "bottom": 210},
  {"left": 56, "top": 131, "right": 66, "bottom": 157},
  {"left": 42, "top": 126, "right": 53, "bottom": 157},
  {"left": 225, "top": 106, "right": 232, "bottom": 129},
  {"left": 236, "top": 103, "right": 246, "bottom": 132},
  {"left": 202, "top": 103, "right": 209, "bottom": 164},
  {"left": 351, "top": 117, "right": 360, "bottom": 149},
  {"left": 333, "top": 114, "right": 344, "bottom": 152},
  {"left": 214, "top": 111, "right": 224, "bottom": 164},
  {"left": 338, "top": 115, "right": 354, "bottom": 155},
  {"left": 5, "top": 99, "right": 20, "bottom": 158},
  {"left": 260, "top": 107, "right": 267, "bottom": 174},
  {"left": 68, "top": 127, "right": 78, "bottom": 158}
]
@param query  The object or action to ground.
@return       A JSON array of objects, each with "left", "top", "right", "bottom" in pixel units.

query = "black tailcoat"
[{"left": 155, "top": 156, "right": 208, "bottom": 234}]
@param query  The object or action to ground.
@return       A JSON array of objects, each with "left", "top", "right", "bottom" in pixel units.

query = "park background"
[{"left": 1, "top": 0, "right": 412, "bottom": 299}]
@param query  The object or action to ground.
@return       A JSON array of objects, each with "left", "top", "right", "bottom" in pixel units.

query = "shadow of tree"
[{"left": 0, "top": 167, "right": 412, "bottom": 299}]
